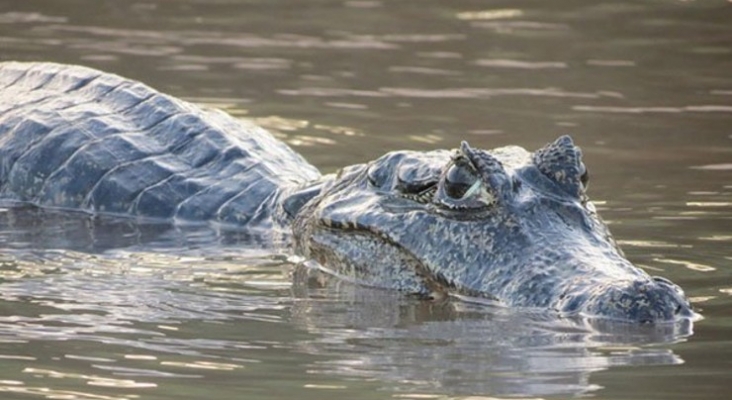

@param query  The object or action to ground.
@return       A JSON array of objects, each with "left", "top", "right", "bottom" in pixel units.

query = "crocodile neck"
[{"left": 274, "top": 175, "right": 334, "bottom": 228}]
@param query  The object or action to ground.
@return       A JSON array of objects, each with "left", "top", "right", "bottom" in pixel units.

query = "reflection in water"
[
  {"left": 0, "top": 208, "right": 694, "bottom": 399},
  {"left": 0, "top": 217, "right": 293, "bottom": 399},
  {"left": 0, "top": 206, "right": 293, "bottom": 254},
  {"left": 290, "top": 270, "right": 690, "bottom": 397}
]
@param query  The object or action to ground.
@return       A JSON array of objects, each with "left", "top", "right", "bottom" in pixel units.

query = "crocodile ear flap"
[{"left": 532, "top": 135, "right": 587, "bottom": 198}]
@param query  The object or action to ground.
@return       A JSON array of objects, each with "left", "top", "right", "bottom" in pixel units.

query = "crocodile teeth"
[{"left": 401, "top": 186, "right": 436, "bottom": 204}]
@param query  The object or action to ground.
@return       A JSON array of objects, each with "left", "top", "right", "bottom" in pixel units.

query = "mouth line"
[
  {"left": 315, "top": 221, "right": 458, "bottom": 297},
  {"left": 309, "top": 220, "right": 696, "bottom": 324},
  {"left": 311, "top": 219, "right": 690, "bottom": 324},
  {"left": 316, "top": 219, "right": 504, "bottom": 301}
]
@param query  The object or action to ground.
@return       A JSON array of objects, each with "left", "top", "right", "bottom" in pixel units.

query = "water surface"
[{"left": 0, "top": 1, "right": 731, "bottom": 399}]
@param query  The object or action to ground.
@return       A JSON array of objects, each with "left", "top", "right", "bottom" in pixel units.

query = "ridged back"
[{"left": 0, "top": 62, "right": 320, "bottom": 226}]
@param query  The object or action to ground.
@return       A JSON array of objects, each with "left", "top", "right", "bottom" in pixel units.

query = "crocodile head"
[{"left": 291, "top": 136, "right": 694, "bottom": 323}]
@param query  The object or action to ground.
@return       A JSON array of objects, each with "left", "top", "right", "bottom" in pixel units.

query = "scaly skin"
[
  {"left": 0, "top": 62, "right": 694, "bottom": 323},
  {"left": 292, "top": 139, "right": 694, "bottom": 323},
  {"left": 0, "top": 62, "right": 319, "bottom": 229}
]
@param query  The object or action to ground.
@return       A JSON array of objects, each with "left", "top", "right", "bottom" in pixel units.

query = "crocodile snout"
[{"left": 561, "top": 277, "right": 694, "bottom": 323}]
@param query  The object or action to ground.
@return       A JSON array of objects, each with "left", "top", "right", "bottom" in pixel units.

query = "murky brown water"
[{"left": 0, "top": 1, "right": 731, "bottom": 399}]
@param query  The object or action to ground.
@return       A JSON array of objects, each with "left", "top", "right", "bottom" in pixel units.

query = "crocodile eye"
[{"left": 444, "top": 162, "right": 479, "bottom": 199}]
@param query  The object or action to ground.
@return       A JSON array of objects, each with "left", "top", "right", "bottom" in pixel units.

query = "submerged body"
[{"left": 0, "top": 62, "right": 694, "bottom": 323}]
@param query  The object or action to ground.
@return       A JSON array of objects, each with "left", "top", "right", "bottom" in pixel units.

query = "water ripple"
[
  {"left": 456, "top": 9, "right": 524, "bottom": 21},
  {"left": 573, "top": 105, "right": 732, "bottom": 113},
  {"left": 280, "top": 87, "right": 604, "bottom": 99},
  {"left": 0, "top": 12, "right": 67, "bottom": 24},
  {"left": 471, "top": 20, "right": 571, "bottom": 32},
  {"left": 389, "top": 66, "right": 460, "bottom": 76},
  {"left": 586, "top": 59, "right": 637, "bottom": 67},
  {"left": 691, "top": 163, "right": 732, "bottom": 171},
  {"left": 289, "top": 280, "right": 691, "bottom": 398},
  {"left": 475, "top": 59, "right": 567, "bottom": 69},
  {"left": 41, "top": 25, "right": 400, "bottom": 50}
]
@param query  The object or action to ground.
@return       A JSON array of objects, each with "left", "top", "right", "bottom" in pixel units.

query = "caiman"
[{"left": 0, "top": 62, "right": 694, "bottom": 323}]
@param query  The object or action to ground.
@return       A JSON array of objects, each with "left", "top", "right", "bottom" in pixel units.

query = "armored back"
[{"left": 0, "top": 62, "right": 320, "bottom": 227}]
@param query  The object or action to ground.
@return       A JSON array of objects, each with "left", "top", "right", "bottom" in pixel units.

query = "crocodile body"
[
  {"left": 0, "top": 62, "right": 694, "bottom": 323},
  {"left": 0, "top": 62, "right": 319, "bottom": 229}
]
